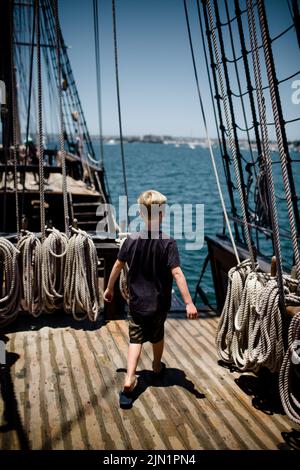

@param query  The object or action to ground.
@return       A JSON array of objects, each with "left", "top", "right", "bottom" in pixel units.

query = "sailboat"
[{"left": 0, "top": 0, "right": 109, "bottom": 235}]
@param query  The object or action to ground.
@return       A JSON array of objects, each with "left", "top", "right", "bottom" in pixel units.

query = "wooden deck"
[
  {"left": 0, "top": 312, "right": 299, "bottom": 450},
  {"left": 2, "top": 172, "right": 99, "bottom": 195}
]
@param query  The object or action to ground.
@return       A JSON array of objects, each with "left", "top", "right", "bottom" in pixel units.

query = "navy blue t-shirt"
[{"left": 118, "top": 231, "right": 180, "bottom": 316}]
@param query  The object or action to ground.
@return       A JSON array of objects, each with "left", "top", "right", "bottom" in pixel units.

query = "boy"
[{"left": 104, "top": 189, "right": 198, "bottom": 406}]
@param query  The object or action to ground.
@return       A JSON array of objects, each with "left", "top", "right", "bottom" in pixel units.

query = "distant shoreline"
[
  {"left": 2, "top": 133, "right": 299, "bottom": 152},
  {"left": 93, "top": 135, "right": 300, "bottom": 153}
]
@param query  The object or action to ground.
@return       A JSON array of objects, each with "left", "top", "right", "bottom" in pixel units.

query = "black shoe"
[
  {"left": 153, "top": 361, "right": 166, "bottom": 377},
  {"left": 119, "top": 390, "right": 134, "bottom": 409},
  {"left": 119, "top": 377, "right": 137, "bottom": 409}
]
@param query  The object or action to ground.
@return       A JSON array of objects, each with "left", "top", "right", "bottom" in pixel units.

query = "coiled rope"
[
  {"left": 42, "top": 228, "right": 68, "bottom": 312},
  {"left": 279, "top": 313, "right": 300, "bottom": 424},
  {"left": 231, "top": 272, "right": 284, "bottom": 372},
  {"left": 17, "top": 232, "right": 42, "bottom": 317},
  {"left": 0, "top": 238, "right": 20, "bottom": 326},
  {"left": 217, "top": 266, "right": 285, "bottom": 372},
  {"left": 216, "top": 259, "right": 252, "bottom": 362},
  {"left": 64, "top": 228, "right": 100, "bottom": 321}
]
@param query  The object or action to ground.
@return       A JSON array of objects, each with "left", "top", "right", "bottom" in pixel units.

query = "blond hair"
[{"left": 138, "top": 189, "right": 167, "bottom": 217}]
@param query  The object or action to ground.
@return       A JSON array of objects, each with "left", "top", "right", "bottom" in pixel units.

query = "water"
[{"left": 96, "top": 141, "right": 300, "bottom": 304}]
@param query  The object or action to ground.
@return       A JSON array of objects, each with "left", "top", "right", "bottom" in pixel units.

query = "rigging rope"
[
  {"left": 258, "top": 0, "right": 300, "bottom": 270},
  {"left": 112, "top": 0, "right": 129, "bottom": 213},
  {"left": 183, "top": 0, "right": 240, "bottom": 264},
  {"left": 206, "top": 0, "right": 256, "bottom": 269},
  {"left": 199, "top": 0, "right": 241, "bottom": 242},
  {"left": 22, "top": 5, "right": 36, "bottom": 216},
  {"left": 11, "top": 37, "right": 20, "bottom": 236},
  {"left": 0, "top": 238, "right": 20, "bottom": 327},
  {"left": 93, "top": 0, "right": 104, "bottom": 167},
  {"left": 247, "top": 0, "right": 285, "bottom": 310},
  {"left": 17, "top": 232, "right": 42, "bottom": 317},
  {"left": 211, "top": 0, "right": 285, "bottom": 373},
  {"left": 279, "top": 313, "right": 300, "bottom": 424},
  {"left": 225, "top": 0, "right": 257, "bottom": 181},
  {"left": 53, "top": 0, "right": 69, "bottom": 237},
  {"left": 258, "top": 0, "right": 300, "bottom": 282},
  {"left": 64, "top": 228, "right": 100, "bottom": 321},
  {"left": 36, "top": 0, "right": 46, "bottom": 242}
]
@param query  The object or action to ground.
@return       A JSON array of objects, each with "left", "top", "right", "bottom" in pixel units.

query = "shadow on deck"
[
  {"left": 0, "top": 334, "right": 30, "bottom": 450},
  {"left": 116, "top": 366, "right": 205, "bottom": 408}
]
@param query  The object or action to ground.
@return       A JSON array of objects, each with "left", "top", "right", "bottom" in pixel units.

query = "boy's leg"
[
  {"left": 152, "top": 338, "right": 164, "bottom": 373},
  {"left": 124, "top": 343, "right": 142, "bottom": 388}
]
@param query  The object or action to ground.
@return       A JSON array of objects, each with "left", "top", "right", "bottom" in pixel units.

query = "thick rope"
[
  {"left": 36, "top": 0, "right": 46, "bottom": 241},
  {"left": 279, "top": 313, "right": 300, "bottom": 424},
  {"left": 41, "top": 228, "right": 68, "bottom": 312},
  {"left": 93, "top": 0, "right": 104, "bottom": 167},
  {"left": 53, "top": 0, "right": 69, "bottom": 237},
  {"left": 112, "top": 0, "right": 129, "bottom": 213},
  {"left": 258, "top": 0, "right": 300, "bottom": 282},
  {"left": 22, "top": 4, "right": 36, "bottom": 216},
  {"left": 217, "top": 264, "right": 285, "bottom": 372},
  {"left": 199, "top": 0, "right": 241, "bottom": 242},
  {"left": 224, "top": 0, "right": 257, "bottom": 180},
  {"left": 17, "top": 232, "right": 42, "bottom": 317},
  {"left": 216, "top": 259, "right": 252, "bottom": 362},
  {"left": 206, "top": 0, "right": 256, "bottom": 269},
  {"left": 247, "top": 0, "right": 285, "bottom": 308},
  {"left": 11, "top": 57, "right": 20, "bottom": 236},
  {"left": 231, "top": 272, "right": 284, "bottom": 372},
  {"left": 183, "top": 0, "right": 240, "bottom": 264},
  {"left": 64, "top": 228, "right": 100, "bottom": 321},
  {"left": 0, "top": 238, "right": 20, "bottom": 326}
]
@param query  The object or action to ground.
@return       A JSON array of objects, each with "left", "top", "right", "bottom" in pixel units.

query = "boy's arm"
[
  {"left": 171, "top": 266, "right": 198, "bottom": 319},
  {"left": 104, "top": 259, "right": 125, "bottom": 302}
]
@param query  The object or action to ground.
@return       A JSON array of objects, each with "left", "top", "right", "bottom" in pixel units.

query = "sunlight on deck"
[{"left": 0, "top": 314, "right": 297, "bottom": 450}]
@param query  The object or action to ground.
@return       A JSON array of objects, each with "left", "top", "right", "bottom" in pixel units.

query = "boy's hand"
[
  {"left": 104, "top": 288, "right": 114, "bottom": 303},
  {"left": 186, "top": 302, "right": 198, "bottom": 319}
]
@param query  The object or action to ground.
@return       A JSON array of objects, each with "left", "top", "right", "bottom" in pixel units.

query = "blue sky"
[{"left": 59, "top": 0, "right": 300, "bottom": 140}]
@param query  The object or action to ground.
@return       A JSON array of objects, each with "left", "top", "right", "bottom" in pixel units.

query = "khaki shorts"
[{"left": 128, "top": 311, "right": 167, "bottom": 344}]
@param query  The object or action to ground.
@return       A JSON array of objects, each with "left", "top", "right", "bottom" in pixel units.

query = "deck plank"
[{"left": 0, "top": 314, "right": 297, "bottom": 450}]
